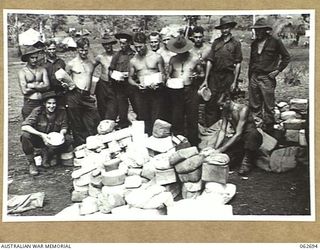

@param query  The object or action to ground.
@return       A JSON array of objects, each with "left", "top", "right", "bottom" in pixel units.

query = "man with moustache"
[
  {"left": 18, "top": 46, "right": 50, "bottom": 119},
  {"left": 249, "top": 17, "right": 290, "bottom": 133},
  {"left": 109, "top": 31, "right": 137, "bottom": 128},
  {"left": 128, "top": 32, "right": 165, "bottom": 135},
  {"left": 93, "top": 34, "right": 118, "bottom": 121},
  {"left": 65, "top": 37, "right": 100, "bottom": 146},
  {"left": 200, "top": 16, "right": 242, "bottom": 127}
]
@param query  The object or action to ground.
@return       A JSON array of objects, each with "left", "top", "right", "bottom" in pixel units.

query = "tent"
[
  {"left": 61, "top": 37, "right": 77, "bottom": 48},
  {"left": 19, "top": 28, "right": 43, "bottom": 46}
]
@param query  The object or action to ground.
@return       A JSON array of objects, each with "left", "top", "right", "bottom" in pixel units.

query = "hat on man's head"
[
  {"left": 115, "top": 30, "right": 133, "bottom": 41},
  {"left": 250, "top": 17, "right": 273, "bottom": 30},
  {"left": 100, "top": 34, "right": 117, "bottom": 45},
  {"left": 42, "top": 91, "right": 57, "bottom": 102},
  {"left": 215, "top": 16, "right": 237, "bottom": 29},
  {"left": 167, "top": 35, "right": 193, "bottom": 54},
  {"left": 21, "top": 46, "right": 43, "bottom": 62}
]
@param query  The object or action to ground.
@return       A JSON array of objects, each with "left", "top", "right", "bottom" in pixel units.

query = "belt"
[{"left": 74, "top": 87, "right": 90, "bottom": 95}]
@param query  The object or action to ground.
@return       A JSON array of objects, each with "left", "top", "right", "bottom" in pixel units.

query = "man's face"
[
  {"left": 254, "top": 28, "right": 268, "bottom": 41},
  {"left": 149, "top": 35, "right": 160, "bottom": 52},
  {"left": 45, "top": 98, "right": 57, "bottom": 113},
  {"left": 102, "top": 43, "right": 113, "bottom": 53},
  {"left": 46, "top": 44, "right": 56, "bottom": 58},
  {"left": 161, "top": 35, "right": 171, "bottom": 49},
  {"left": 193, "top": 32, "right": 204, "bottom": 47},
  {"left": 220, "top": 26, "right": 232, "bottom": 37},
  {"left": 28, "top": 53, "right": 39, "bottom": 67},
  {"left": 119, "top": 38, "right": 129, "bottom": 51},
  {"left": 78, "top": 44, "right": 89, "bottom": 59},
  {"left": 134, "top": 42, "right": 147, "bottom": 56}
]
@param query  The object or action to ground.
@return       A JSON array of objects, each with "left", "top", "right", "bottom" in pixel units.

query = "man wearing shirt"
[
  {"left": 200, "top": 16, "right": 242, "bottom": 127},
  {"left": 249, "top": 17, "right": 290, "bottom": 133},
  {"left": 109, "top": 31, "right": 136, "bottom": 128},
  {"left": 44, "top": 40, "right": 67, "bottom": 106},
  {"left": 94, "top": 34, "right": 117, "bottom": 121},
  {"left": 65, "top": 37, "right": 99, "bottom": 146}
]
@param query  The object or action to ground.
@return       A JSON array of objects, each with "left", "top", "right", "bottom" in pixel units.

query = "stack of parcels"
[
  {"left": 255, "top": 98, "right": 308, "bottom": 173},
  {"left": 61, "top": 118, "right": 236, "bottom": 217},
  {"left": 273, "top": 98, "right": 308, "bottom": 146}
]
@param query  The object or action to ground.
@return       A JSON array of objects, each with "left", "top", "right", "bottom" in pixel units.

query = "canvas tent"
[
  {"left": 19, "top": 28, "right": 43, "bottom": 46},
  {"left": 61, "top": 37, "right": 77, "bottom": 48}
]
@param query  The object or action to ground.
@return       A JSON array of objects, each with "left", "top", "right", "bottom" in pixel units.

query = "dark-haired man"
[
  {"left": 93, "top": 34, "right": 117, "bottom": 121},
  {"left": 149, "top": 32, "right": 161, "bottom": 52},
  {"left": 66, "top": 37, "right": 100, "bottom": 146},
  {"left": 190, "top": 26, "right": 211, "bottom": 64},
  {"left": 205, "top": 94, "right": 262, "bottom": 175},
  {"left": 128, "top": 32, "right": 165, "bottom": 135},
  {"left": 44, "top": 40, "right": 67, "bottom": 106},
  {"left": 109, "top": 31, "right": 137, "bottom": 128}
]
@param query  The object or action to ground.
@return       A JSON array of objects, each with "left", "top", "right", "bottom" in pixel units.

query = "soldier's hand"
[{"left": 268, "top": 70, "right": 280, "bottom": 79}]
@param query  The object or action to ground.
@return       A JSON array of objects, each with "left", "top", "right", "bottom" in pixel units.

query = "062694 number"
[{"left": 300, "top": 244, "right": 318, "bottom": 248}]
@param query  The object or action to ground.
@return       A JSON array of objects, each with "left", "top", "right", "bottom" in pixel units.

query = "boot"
[
  {"left": 238, "top": 151, "right": 254, "bottom": 176},
  {"left": 41, "top": 148, "right": 51, "bottom": 168},
  {"left": 26, "top": 155, "right": 38, "bottom": 176}
]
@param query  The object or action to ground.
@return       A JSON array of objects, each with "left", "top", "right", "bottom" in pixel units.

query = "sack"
[
  {"left": 152, "top": 119, "right": 172, "bottom": 138},
  {"left": 269, "top": 147, "right": 300, "bottom": 173}
]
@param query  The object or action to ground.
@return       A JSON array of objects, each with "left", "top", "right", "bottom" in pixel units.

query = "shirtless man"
[
  {"left": 128, "top": 32, "right": 165, "bottom": 135},
  {"left": 167, "top": 35, "right": 204, "bottom": 146},
  {"left": 94, "top": 34, "right": 117, "bottom": 120},
  {"left": 190, "top": 26, "right": 211, "bottom": 65},
  {"left": 18, "top": 46, "right": 50, "bottom": 119},
  {"left": 66, "top": 37, "right": 100, "bottom": 146},
  {"left": 205, "top": 94, "right": 262, "bottom": 175}
]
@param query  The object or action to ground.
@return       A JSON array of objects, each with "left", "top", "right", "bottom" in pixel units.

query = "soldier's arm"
[
  {"left": 217, "top": 106, "right": 248, "bottom": 153},
  {"left": 18, "top": 70, "right": 36, "bottom": 95}
]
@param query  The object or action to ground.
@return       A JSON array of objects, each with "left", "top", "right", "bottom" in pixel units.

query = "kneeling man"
[
  {"left": 208, "top": 94, "right": 263, "bottom": 175},
  {"left": 21, "top": 91, "right": 72, "bottom": 176}
]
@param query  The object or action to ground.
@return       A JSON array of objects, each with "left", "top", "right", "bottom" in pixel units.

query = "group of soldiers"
[{"left": 17, "top": 15, "right": 290, "bottom": 176}]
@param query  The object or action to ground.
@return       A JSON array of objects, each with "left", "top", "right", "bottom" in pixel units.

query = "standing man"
[
  {"left": 190, "top": 26, "right": 211, "bottom": 64},
  {"left": 128, "top": 32, "right": 165, "bottom": 135},
  {"left": 18, "top": 46, "right": 50, "bottom": 119},
  {"left": 44, "top": 40, "right": 67, "bottom": 107},
  {"left": 94, "top": 34, "right": 117, "bottom": 121},
  {"left": 249, "top": 17, "right": 290, "bottom": 133},
  {"left": 167, "top": 35, "right": 205, "bottom": 146},
  {"left": 149, "top": 32, "right": 161, "bottom": 52},
  {"left": 200, "top": 16, "right": 242, "bottom": 127},
  {"left": 109, "top": 31, "right": 136, "bottom": 128},
  {"left": 65, "top": 37, "right": 100, "bottom": 146}
]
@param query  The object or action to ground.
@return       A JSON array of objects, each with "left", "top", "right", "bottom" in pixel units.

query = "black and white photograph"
[{"left": 3, "top": 10, "right": 315, "bottom": 221}]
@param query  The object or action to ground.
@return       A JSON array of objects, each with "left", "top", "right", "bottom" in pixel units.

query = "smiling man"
[
  {"left": 149, "top": 32, "right": 161, "bottom": 52},
  {"left": 65, "top": 37, "right": 100, "bottom": 146},
  {"left": 21, "top": 91, "right": 72, "bottom": 175},
  {"left": 128, "top": 32, "right": 165, "bottom": 135}
]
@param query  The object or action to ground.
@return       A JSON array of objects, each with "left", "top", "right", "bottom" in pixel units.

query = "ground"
[{"left": 5, "top": 15, "right": 311, "bottom": 218}]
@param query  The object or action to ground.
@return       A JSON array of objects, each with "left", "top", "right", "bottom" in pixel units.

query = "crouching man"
[
  {"left": 21, "top": 91, "right": 73, "bottom": 176},
  {"left": 205, "top": 94, "right": 263, "bottom": 175}
]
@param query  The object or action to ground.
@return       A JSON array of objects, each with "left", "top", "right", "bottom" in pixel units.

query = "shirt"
[
  {"left": 22, "top": 106, "right": 68, "bottom": 134},
  {"left": 44, "top": 57, "right": 66, "bottom": 93},
  {"left": 109, "top": 49, "right": 135, "bottom": 73},
  {"left": 207, "top": 36, "right": 242, "bottom": 72},
  {"left": 249, "top": 35, "right": 290, "bottom": 75}
]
